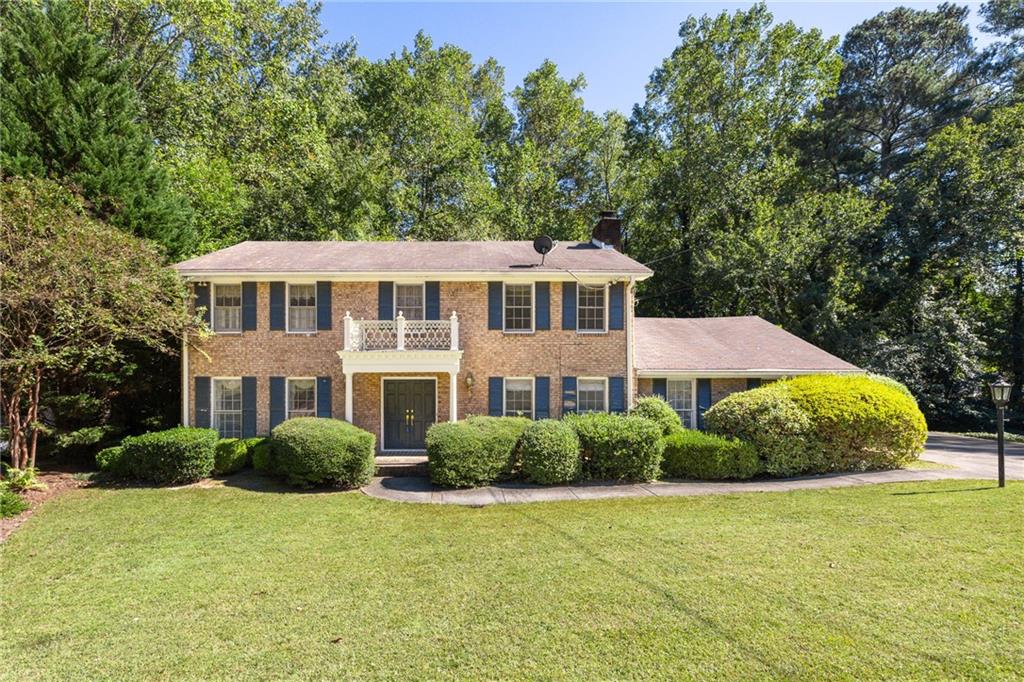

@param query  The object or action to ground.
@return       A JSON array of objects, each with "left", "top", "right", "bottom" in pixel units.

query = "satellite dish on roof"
[{"left": 533, "top": 235, "right": 554, "bottom": 266}]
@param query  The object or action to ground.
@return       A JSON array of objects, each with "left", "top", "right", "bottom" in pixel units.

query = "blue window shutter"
[
  {"left": 194, "top": 283, "right": 210, "bottom": 326},
  {"left": 488, "top": 282, "right": 502, "bottom": 330},
  {"left": 241, "top": 377, "right": 257, "bottom": 437},
  {"left": 194, "top": 376, "right": 211, "bottom": 428},
  {"left": 652, "top": 378, "right": 667, "bottom": 398},
  {"left": 378, "top": 282, "right": 393, "bottom": 320},
  {"left": 747, "top": 378, "right": 762, "bottom": 390},
  {"left": 561, "top": 282, "right": 577, "bottom": 330},
  {"left": 488, "top": 377, "right": 503, "bottom": 416},
  {"left": 317, "top": 376, "right": 332, "bottom": 417},
  {"left": 697, "top": 379, "right": 712, "bottom": 430},
  {"left": 269, "top": 282, "right": 285, "bottom": 330},
  {"left": 270, "top": 377, "right": 286, "bottom": 430},
  {"left": 425, "top": 282, "right": 441, "bottom": 320},
  {"left": 535, "top": 282, "right": 550, "bottom": 330},
  {"left": 609, "top": 377, "right": 626, "bottom": 413},
  {"left": 241, "top": 282, "right": 257, "bottom": 331},
  {"left": 562, "top": 376, "right": 577, "bottom": 415},
  {"left": 535, "top": 376, "right": 550, "bottom": 419},
  {"left": 609, "top": 282, "right": 624, "bottom": 330},
  {"left": 316, "top": 281, "right": 332, "bottom": 330}
]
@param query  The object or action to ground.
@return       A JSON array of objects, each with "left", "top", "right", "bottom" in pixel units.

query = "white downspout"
[
  {"left": 181, "top": 334, "right": 189, "bottom": 427},
  {"left": 625, "top": 277, "right": 635, "bottom": 410}
]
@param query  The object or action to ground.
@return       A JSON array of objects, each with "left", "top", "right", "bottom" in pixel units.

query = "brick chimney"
[{"left": 591, "top": 210, "right": 622, "bottom": 250}]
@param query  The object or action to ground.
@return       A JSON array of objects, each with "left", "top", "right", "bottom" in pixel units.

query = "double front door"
[{"left": 382, "top": 379, "right": 436, "bottom": 451}]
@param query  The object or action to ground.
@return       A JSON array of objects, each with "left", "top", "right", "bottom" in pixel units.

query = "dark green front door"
[{"left": 382, "top": 379, "right": 436, "bottom": 450}]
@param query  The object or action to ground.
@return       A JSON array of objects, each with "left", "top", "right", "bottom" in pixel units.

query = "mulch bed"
[{"left": 1, "top": 468, "right": 90, "bottom": 543}]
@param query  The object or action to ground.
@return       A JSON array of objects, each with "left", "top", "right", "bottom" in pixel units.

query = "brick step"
[{"left": 375, "top": 455, "right": 429, "bottom": 478}]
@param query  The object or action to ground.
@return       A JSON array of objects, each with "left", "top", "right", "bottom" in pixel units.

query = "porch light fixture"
[
  {"left": 989, "top": 377, "right": 1012, "bottom": 488},
  {"left": 465, "top": 373, "right": 475, "bottom": 389}
]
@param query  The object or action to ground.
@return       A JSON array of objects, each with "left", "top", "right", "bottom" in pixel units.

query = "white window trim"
[
  {"left": 576, "top": 283, "right": 609, "bottom": 334},
  {"left": 577, "top": 376, "right": 609, "bottom": 413},
  {"left": 502, "top": 377, "right": 535, "bottom": 418},
  {"left": 286, "top": 377, "right": 317, "bottom": 420},
  {"left": 502, "top": 282, "right": 535, "bottom": 334},
  {"left": 666, "top": 378, "right": 697, "bottom": 429},
  {"left": 210, "top": 283, "right": 243, "bottom": 335},
  {"left": 285, "top": 282, "right": 317, "bottom": 334},
  {"left": 211, "top": 376, "right": 243, "bottom": 438},
  {"left": 393, "top": 282, "right": 426, "bottom": 320}
]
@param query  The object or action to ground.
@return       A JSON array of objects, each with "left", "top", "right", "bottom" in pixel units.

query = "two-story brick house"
[{"left": 174, "top": 216, "right": 858, "bottom": 451}]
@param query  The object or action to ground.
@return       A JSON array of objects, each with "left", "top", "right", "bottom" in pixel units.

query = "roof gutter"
[{"left": 635, "top": 368, "right": 864, "bottom": 379}]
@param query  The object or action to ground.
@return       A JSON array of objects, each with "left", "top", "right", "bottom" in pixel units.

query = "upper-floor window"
[
  {"left": 667, "top": 379, "right": 694, "bottom": 428},
  {"left": 287, "top": 378, "right": 316, "bottom": 419},
  {"left": 504, "top": 378, "right": 534, "bottom": 418},
  {"left": 213, "top": 378, "right": 242, "bottom": 438},
  {"left": 578, "top": 285, "right": 607, "bottom": 332},
  {"left": 395, "top": 283, "right": 424, "bottom": 320},
  {"left": 504, "top": 283, "right": 533, "bottom": 332},
  {"left": 577, "top": 377, "right": 607, "bottom": 413},
  {"left": 213, "top": 284, "right": 241, "bottom": 333},
  {"left": 288, "top": 283, "right": 316, "bottom": 332}
]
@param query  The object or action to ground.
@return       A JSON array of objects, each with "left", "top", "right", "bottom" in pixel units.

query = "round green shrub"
[
  {"left": 96, "top": 445, "right": 130, "bottom": 477},
  {"left": 426, "top": 416, "right": 530, "bottom": 487},
  {"left": 662, "top": 429, "right": 759, "bottom": 480},
  {"left": 271, "top": 418, "right": 375, "bottom": 487},
  {"left": 519, "top": 419, "right": 581, "bottom": 484},
  {"left": 0, "top": 489, "right": 28, "bottom": 518},
  {"left": 567, "top": 413, "right": 664, "bottom": 482},
  {"left": 121, "top": 427, "right": 218, "bottom": 484},
  {"left": 785, "top": 374, "right": 927, "bottom": 471},
  {"left": 632, "top": 396, "right": 682, "bottom": 436},
  {"left": 867, "top": 373, "right": 918, "bottom": 405},
  {"left": 704, "top": 385, "right": 820, "bottom": 476},
  {"left": 213, "top": 438, "right": 250, "bottom": 475},
  {"left": 251, "top": 441, "right": 276, "bottom": 474}
]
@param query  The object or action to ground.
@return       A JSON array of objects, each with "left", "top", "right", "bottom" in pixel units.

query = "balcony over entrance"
[{"left": 342, "top": 311, "right": 459, "bottom": 352}]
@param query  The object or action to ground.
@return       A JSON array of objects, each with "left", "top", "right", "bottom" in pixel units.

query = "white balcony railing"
[{"left": 343, "top": 311, "right": 459, "bottom": 352}]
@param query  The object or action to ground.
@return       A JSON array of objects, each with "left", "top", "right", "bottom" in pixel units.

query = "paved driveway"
[{"left": 924, "top": 432, "right": 1024, "bottom": 480}]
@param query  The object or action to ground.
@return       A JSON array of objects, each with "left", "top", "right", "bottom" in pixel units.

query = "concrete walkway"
[{"left": 361, "top": 432, "right": 1022, "bottom": 507}]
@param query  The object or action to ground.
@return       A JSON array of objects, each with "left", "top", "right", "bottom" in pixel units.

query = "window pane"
[
  {"left": 213, "top": 379, "right": 242, "bottom": 438},
  {"left": 213, "top": 284, "right": 241, "bottom": 332},
  {"left": 504, "top": 379, "right": 533, "bottom": 418},
  {"left": 577, "top": 379, "right": 606, "bottom": 413},
  {"left": 503, "top": 284, "right": 533, "bottom": 331},
  {"left": 577, "top": 286, "right": 606, "bottom": 331},
  {"left": 395, "top": 284, "right": 424, "bottom": 320},
  {"left": 288, "top": 284, "right": 316, "bottom": 331},
  {"left": 288, "top": 379, "right": 316, "bottom": 419},
  {"left": 667, "top": 380, "right": 693, "bottom": 426}
]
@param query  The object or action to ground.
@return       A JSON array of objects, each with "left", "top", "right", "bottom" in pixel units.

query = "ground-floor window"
[
  {"left": 667, "top": 379, "right": 694, "bottom": 428},
  {"left": 287, "top": 378, "right": 316, "bottom": 419},
  {"left": 504, "top": 378, "right": 534, "bottom": 418},
  {"left": 213, "top": 378, "right": 242, "bottom": 438},
  {"left": 577, "top": 377, "right": 607, "bottom": 413}
]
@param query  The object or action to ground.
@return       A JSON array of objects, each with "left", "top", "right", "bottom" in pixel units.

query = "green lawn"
[{"left": 2, "top": 481, "right": 1023, "bottom": 680}]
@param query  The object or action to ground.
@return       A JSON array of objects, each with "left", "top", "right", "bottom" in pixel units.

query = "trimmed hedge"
[
  {"left": 426, "top": 416, "right": 530, "bottom": 488},
  {"left": 632, "top": 396, "right": 681, "bottom": 436},
  {"left": 270, "top": 418, "right": 375, "bottom": 488},
  {"left": 519, "top": 420, "right": 581, "bottom": 484},
  {"left": 213, "top": 438, "right": 250, "bottom": 475},
  {"left": 96, "top": 445, "right": 130, "bottom": 478},
  {"left": 706, "top": 374, "right": 927, "bottom": 475},
  {"left": 662, "top": 429, "right": 759, "bottom": 480},
  {"left": 121, "top": 427, "right": 218, "bottom": 484},
  {"left": 251, "top": 441, "right": 276, "bottom": 474},
  {"left": 704, "top": 385, "right": 818, "bottom": 476},
  {"left": 568, "top": 412, "right": 664, "bottom": 482}
]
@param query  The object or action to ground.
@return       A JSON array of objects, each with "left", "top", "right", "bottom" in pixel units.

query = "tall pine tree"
[{"left": 0, "top": 0, "right": 192, "bottom": 257}]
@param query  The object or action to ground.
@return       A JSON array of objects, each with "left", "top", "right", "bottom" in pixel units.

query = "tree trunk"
[{"left": 1011, "top": 254, "right": 1024, "bottom": 408}]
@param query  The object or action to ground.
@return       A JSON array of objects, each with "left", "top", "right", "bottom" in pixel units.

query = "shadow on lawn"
[{"left": 890, "top": 485, "right": 999, "bottom": 496}]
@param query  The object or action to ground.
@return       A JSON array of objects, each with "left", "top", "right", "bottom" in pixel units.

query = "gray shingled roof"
[
  {"left": 173, "top": 240, "right": 652, "bottom": 277},
  {"left": 635, "top": 316, "right": 860, "bottom": 373}
]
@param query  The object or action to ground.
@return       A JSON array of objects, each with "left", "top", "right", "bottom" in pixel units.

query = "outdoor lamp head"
[{"left": 990, "top": 378, "right": 1012, "bottom": 407}]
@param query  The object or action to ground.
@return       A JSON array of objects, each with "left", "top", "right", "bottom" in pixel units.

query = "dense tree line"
[{"left": 2, "top": 0, "right": 1023, "bottom": 438}]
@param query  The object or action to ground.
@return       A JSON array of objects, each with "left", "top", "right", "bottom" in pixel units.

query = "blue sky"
[{"left": 319, "top": 1, "right": 991, "bottom": 114}]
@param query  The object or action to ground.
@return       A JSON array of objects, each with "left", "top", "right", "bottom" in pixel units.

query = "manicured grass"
[
  {"left": 2, "top": 481, "right": 1023, "bottom": 679},
  {"left": 957, "top": 430, "right": 1024, "bottom": 444}
]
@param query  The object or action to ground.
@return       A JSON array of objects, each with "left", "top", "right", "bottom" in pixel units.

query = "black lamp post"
[{"left": 989, "top": 378, "right": 1012, "bottom": 488}]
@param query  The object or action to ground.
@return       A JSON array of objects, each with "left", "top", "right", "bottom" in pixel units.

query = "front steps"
[{"left": 375, "top": 455, "right": 428, "bottom": 477}]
